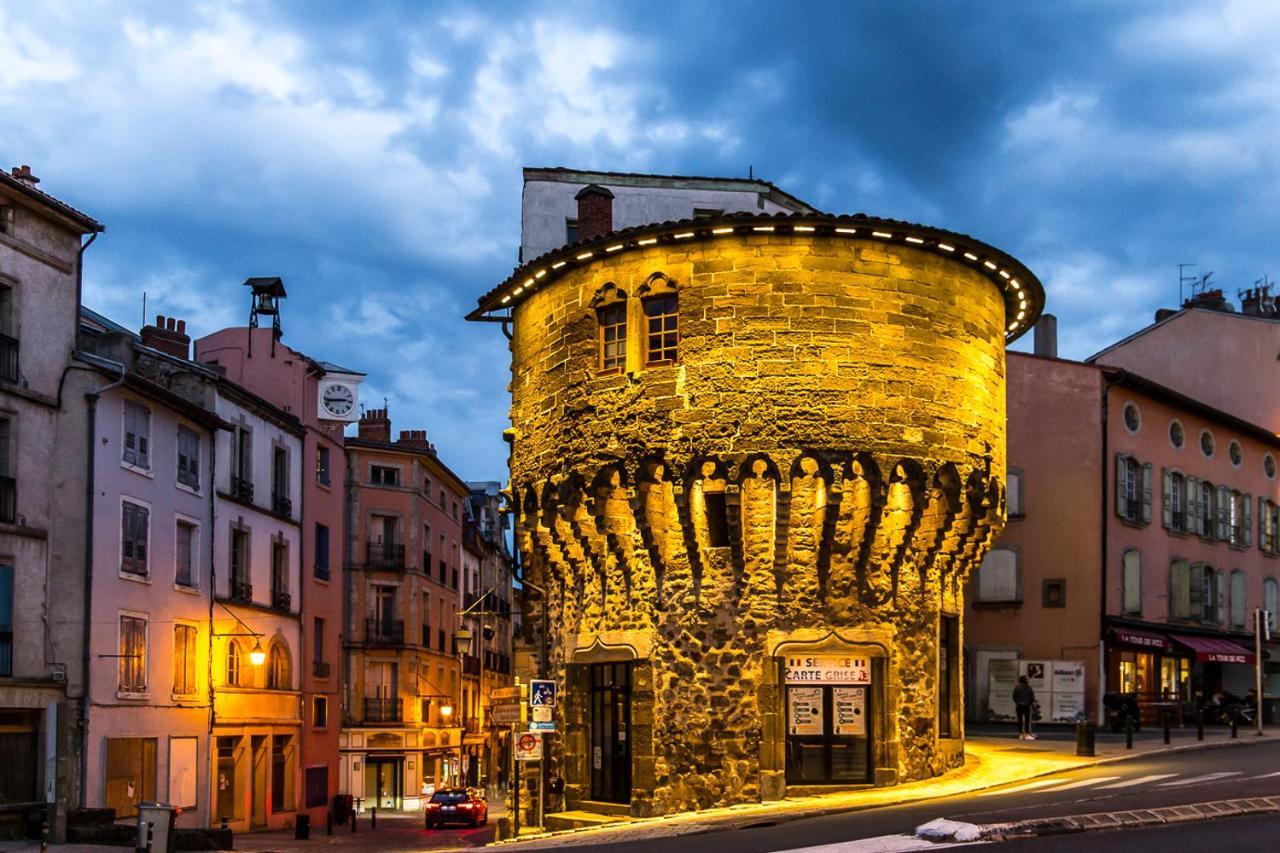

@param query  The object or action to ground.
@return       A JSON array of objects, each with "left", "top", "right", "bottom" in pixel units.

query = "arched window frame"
[
  {"left": 226, "top": 640, "right": 241, "bottom": 687},
  {"left": 590, "top": 282, "right": 628, "bottom": 374},
  {"left": 638, "top": 273, "right": 679, "bottom": 367},
  {"left": 267, "top": 642, "right": 291, "bottom": 691}
]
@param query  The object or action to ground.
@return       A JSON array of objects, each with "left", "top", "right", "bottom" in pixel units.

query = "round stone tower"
[{"left": 470, "top": 212, "right": 1043, "bottom": 818}]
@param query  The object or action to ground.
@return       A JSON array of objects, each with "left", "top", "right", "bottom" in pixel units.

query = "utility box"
[{"left": 136, "top": 803, "right": 176, "bottom": 853}]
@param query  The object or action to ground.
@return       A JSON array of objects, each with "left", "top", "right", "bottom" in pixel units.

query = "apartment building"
[
  {"left": 340, "top": 410, "right": 470, "bottom": 809},
  {"left": 0, "top": 165, "right": 101, "bottom": 837}
]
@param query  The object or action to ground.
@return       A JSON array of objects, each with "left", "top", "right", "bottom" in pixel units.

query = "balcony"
[
  {"left": 228, "top": 577, "right": 252, "bottom": 603},
  {"left": 0, "top": 333, "right": 16, "bottom": 384},
  {"left": 312, "top": 660, "right": 331, "bottom": 678},
  {"left": 364, "top": 618, "right": 404, "bottom": 645},
  {"left": 0, "top": 475, "right": 14, "bottom": 525},
  {"left": 230, "top": 475, "right": 254, "bottom": 503},
  {"left": 271, "top": 588, "right": 292, "bottom": 613},
  {"left": 272, "top": 492, "right": 293, "bottom": 517},
  {"left": 366, "top": 540, "right": 405, "bottom": 570},
  {"left": 363, "top": 697, "right": 402, "bottom": 723}
]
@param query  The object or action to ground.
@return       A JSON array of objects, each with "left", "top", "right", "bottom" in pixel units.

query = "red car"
[{"left": 425, "top": 788, "right": 489, "bottom": 828}]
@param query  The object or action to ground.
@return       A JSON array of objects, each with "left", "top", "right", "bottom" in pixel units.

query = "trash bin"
[
  {"left": 136, "top": 803, "right": 176, "bottom": 853},
  {"left": 332, "top": 794, "right": 353, "bottom": 824},
  {"left": 294, "top": 814, "right": 310, "bottom": 840}
]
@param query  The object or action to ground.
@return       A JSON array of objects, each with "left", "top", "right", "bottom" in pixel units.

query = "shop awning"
[
  {"left": 1111, "top": 627, "right": 1174, "bottom": 652},
  {"left": 1171, "top": 634, "right": 1255, "bottom": 664}
]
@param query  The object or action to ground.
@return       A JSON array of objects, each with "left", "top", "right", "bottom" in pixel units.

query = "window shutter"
[
  {"left": 1161, "top": 469, "right": 1172, "bottom": 529},
  {"left": 1188, "top": 563, "right": 1203, "bottom": 617},
  {"left": 1244, "top": 493, "right": 1252, "bottom": 546},
  {"left": 1217, "top": 485, "right": 1230, "bottom": 540},
  {"left": 1171, "top": 560, "right": 1189, "bottom": 620},
  {"left": 1261, "top": 497, "right": 1269, "bottom": 551},
  {"left": 1187, "top": 478, "right": 1200, "bottom": 535},
  {"left": 1115, "top": 454, "right": 1127, "bottom": 519},
  {"left": 1141, "top": 463, "right": 1153, "bottom": 524},
  {"left": 123, "top": 405, "right": 138, "bottom": 466},
  {"left": 1216, "top": 570, "right": 1226, "bottom": 624}
]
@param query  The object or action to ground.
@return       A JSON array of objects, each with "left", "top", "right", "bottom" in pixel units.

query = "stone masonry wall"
[{"left": 507, "top": 233, "right": 1008, "bottom": 815}]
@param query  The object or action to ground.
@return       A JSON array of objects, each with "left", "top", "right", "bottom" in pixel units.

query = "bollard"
[
  {"left": 294, "top": 814, "right": 310, "bottom": 841},
  {"left": 370, "top": 807, "right": 376, "bottom": 830},
  {"left": 326, "top": 811, "right": 333, "bottom": 836},
  {"left": 1232, "top": 713, "right": 1239, "bottom": 739},
  {"left": 350, "top": 809, "right": 356, "bottom": 833},
  {"left": 1163, "top": 711, "right": 1171, "bottom": 745},
  {"left": 1075, "top": 720, "right": 1096, "bottom": 757},
  {"left": 220, "top": 816, "right": 228, "bottom": 832},
  {"left": 1197, "top": 708, "right": 1205, "bottom": 741},
  {"left": 1125, "top": 715, "right": 1134, "bottom": 750}
]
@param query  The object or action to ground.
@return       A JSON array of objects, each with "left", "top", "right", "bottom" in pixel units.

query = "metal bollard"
[
  {"left": 220, "top": 816, "right": 229, "bottom": 832},
  {"left": 1163, "top": 711, "right": 1171, "bottom": 745},
  {"left": 1232, "top": 713, "right": 1239, "bottom": 739},
  {"left": 1125, "top": 715, "right": 1134, "bottom": 750},
  {"left": 1075, "top": 720, "right": 1096, "bottom": 757},
  {"left": 370, "top": 806, "right": 376, "bottom": 830},
  {"left": 350, "top": 809, "right": 357, "bottom": 833},
  {"left": 1197, "top": 709, "right": 1205, "bottom": 741},
  {"left": 327, "top": 811, "right": 333, "bottom": 836}
]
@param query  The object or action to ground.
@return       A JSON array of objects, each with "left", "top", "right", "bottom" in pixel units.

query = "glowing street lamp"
[
  {"left": 440, "top": 703, "right": 454, "bottom": 719},
  {"left": 249, "top": 640, "right": 267, "bottom": 667}
]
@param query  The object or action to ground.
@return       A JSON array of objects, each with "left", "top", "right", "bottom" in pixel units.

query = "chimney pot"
[
  {"left": 10, "top": 165, "right": 39, "bottom": 186},
  {"left": 140, "top": 314, "right": 191, "bottom": 360},
  {"left": 359, "top": 407, "right": 391, "bottom": 442},
  {"left": 574, "top": 184, "right": 615, "bottom": 243},
  {"left": 1033, "top": 314, "right": 1058, "bottom": 358},
  {"left": 176, "top": 319, "right": 186, "bottom": 334}
]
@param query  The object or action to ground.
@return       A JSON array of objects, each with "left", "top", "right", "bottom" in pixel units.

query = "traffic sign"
[
  {"left": 530, "top": 679, "right": 557, "bottom": 708},
  {"left": 528, "top": 721, "right": 556, "bottom": 732},
  {"left": 493, "top": 685, "right": 527, "bottom": 701},
  {"left": 515, "top": 731, "right": 543, "bottom": 761},
  {"left": 492, "top": 703, "right": 526, "bottom": 725}
]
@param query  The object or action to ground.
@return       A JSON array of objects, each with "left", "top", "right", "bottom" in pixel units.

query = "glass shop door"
[{"left": 785, "top": 684, "right": 871, "bottom": 784}]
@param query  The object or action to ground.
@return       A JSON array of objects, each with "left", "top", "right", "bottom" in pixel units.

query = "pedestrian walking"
[{"left": 1013, "top": 675, "right": 1037, "bottom": 740}]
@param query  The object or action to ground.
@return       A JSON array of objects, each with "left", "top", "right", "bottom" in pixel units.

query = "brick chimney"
[
  {"left": 140, "top": 315, "right": 191, "bottom": 359},
  {"left": 397, "top": 429, "right": 434, "bottom": 451},
  {"left": 9, "top": 165, "right": 39, "bottom": 187},
  {"left": 359, "top": 407, "right": 391, "bottom": 442},
  {"left": 575, "top": 184, "right": 614, "bottom": 243}
]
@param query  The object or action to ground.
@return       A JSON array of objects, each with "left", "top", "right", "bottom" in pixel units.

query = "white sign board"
[
  {"left": 987, "top": 658, "right": 1017, "bottom": 721},
  {"left": 784, "top": 655, "right": 871, "bottom": 684},
  {"left": 1051, "top": 661, "right": 1085, "bottom": 694},
  {"left": 832, "top": 687, "right": 866, "bottom": 736},
  {"left": 788, "top": 687, "right": 824, "bottom": 735},
  {"left": 514, "top": 731, "right": 543, "bottom": 761},
  {"left": 1049, "top": 691, "right": 1086, "bottom": 723},
  {"left": 1019, "top": 660, "right": 1051, "bottom": 694},
  {"left": 491, "top": 703, "right": 525, "bottom": 725}
]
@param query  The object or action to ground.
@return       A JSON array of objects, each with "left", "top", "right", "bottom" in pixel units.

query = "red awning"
[
  {"left": 1171, "top": 634, "right": 1255, "bottom": 664},
  {"left": 1111, "top": 628, "right": 1173, "bottom": 652}
]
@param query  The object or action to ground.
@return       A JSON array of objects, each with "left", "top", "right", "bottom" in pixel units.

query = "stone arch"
[
  {"left": 685, "top": 456, "right": 732, "bottom": 599},
  {"left": 637, "top": 271, "right": 679, "bottom": 298},
  {"left": 588, "top": 280, "right": 627, "bottom": 309}
]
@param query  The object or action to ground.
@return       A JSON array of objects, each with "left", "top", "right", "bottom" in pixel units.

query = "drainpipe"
[
  {"left": 80, "top": 359, "right": 126, "bottom": 805},
  {"left": 1098, "top": 373, "right": 1119, "bottom": 725},
  {"left": 206, "top": 424, "right": 219, "bottom": 827},
  {"left": 75, "top": 232, "right": 99, "bottom": 324}
]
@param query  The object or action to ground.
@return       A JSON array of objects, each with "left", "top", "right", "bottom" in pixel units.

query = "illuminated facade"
[{"left": 471, "top": 195, "right": 1042, "bottom": 818}]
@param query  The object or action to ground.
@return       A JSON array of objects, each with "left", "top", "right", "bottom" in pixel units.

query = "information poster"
[
  {"left": 1018, "top": 660, "right": 1051, "bottom": 694},
  {"left": 1051, "top": 661, "right": 1085, "bottom": 693},
  {"left": 788, "top": 687, "right": 824, "bottom": 735},
  {"left": 987, "top": 658, "right": 1018, "bottom": 720},
  {"left": 1050, "top": 691, "right": 1085, "bottom": 722},
  {"left": 832, "top": 687, "right": 866, "bottom": 736}
]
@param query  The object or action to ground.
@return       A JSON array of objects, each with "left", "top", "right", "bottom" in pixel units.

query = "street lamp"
[
  {"left": 453, "top": 627, "right": 473, "bottom": 786},
  {"left": 248, "top": 640, "right": 267, "bottom": 667}
]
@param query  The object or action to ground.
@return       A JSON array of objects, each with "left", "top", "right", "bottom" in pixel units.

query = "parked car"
[{"left": 425, "top": 788, "right": 488, "bottom": 828}]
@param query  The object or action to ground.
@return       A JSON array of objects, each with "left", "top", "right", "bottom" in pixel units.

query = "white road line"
[
  {"left": 1158, "top": 771, "right": 1242, "bottom": 787},
  {"left": 1248, "top": 770, "right": 1280, "bottom": 780},
  {"left": 1037, "top": 775, "right": 1122, "bottom": 792},
  {"left": 976, "top": 779, "right": 1062, "bottom": 797},
  {"left": 1095, "top": 774, "right": 1178, "bottom": 789},
  {"left": 778, "top": 834, "right": 981, "bottom": 852}
]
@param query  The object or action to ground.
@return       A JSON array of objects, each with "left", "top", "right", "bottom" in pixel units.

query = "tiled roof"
[{"left": 0, "top": 170, "right": 103, "bottom": 232}]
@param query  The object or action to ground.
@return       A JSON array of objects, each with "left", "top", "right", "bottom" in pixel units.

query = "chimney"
[
  {"left": 1184, "top": 288, "right": 1233, "bottom": 313},
  {"left": 1240, "top": 285, "right": 1276, "bottom": 318},
  {"left": 397, "top": 429, "right": 434, "bottom": 451},
  {"left": 358, "top": 407, "right": 391, "bottom": 443},
  {"left": 9, "top": 165, "right": 39, "bottom": 187},
  {"left": 1032, "top": 313, "right": 1057, "bottom": 358},
  {"left": 574, "top": 184, "right": 615, "bottom": 243},
  {"left": 140, "top": 314, "right": 191, "bottom": 359}
]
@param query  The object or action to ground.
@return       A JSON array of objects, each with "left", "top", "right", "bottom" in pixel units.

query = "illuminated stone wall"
[{"left": 506, "top": 229, "right": 1012, "bottom": 816}]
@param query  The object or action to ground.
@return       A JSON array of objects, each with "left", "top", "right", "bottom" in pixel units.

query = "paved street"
[
  {"left": 566, "top": 738, "right": 1280, "bottom": 852},
  {"left": 980, "top": 812, "right": 1280, "bottom": 851}
]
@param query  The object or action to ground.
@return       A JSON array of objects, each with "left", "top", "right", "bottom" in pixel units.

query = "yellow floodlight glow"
[
  {"left": 500, "top": 295, "right": 511, "bottom": 304},
  {"left": 752, "top": 226, "right": 775, "bottom": 232},
  {"left": 712, "top": 227, "right": 735, "bottom": 235},
  {"left": 904, "top": 236, "right": 924, "bottom": 244},
  {"left": 605, "top": 244, "right": 624, "bottom": 252},
  {"left": 551, "top": 261, "right": 566, "bottom": 269},
  {"left": 937, "top": 243, "right": 955, "bottom": 252},
  {"left": 512, "top": 287, "right": 524, "bottom": 296},
  {"left": 534, "top": 270, "right": 547, "bottom": 279},
  {"left": 576, "top": 252, "right": 594, "bottom": 260},
  {"left": 835, "top": 227, "right": 857, "bottom": 234},
  {"left": 872, "top": 231, "right": 893, "bottom": 239},
  {"left": 637, "top": 238, "right": 658, "bottom": 246},
  {"left": 794, "top": 225, "right": 815, "bottom": 232},
  {"left": 673, "top": 231, "right": 694, "bottom": 239}
]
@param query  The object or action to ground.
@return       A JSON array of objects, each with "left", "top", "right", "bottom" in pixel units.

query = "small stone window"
[
  {"left": 1169, "top": 420, "right": 1184, "bottom": 449},
  {"left": 1122, "top": 402, "right": 1140, "bottom": 434},
  {"left": 643, "top": 296, "right": 678, "bottom": 365},
  {"left": 591, "top": 283, "right": 628, "bottom": 374},
  {"left": 1042, "top": 578, "right": 1066, "bottom": 608},
  {"left": 1200, "top": 429, "right": 1215, "bottom": 458},
  {"left": 1228, "top": 440, "right": 1243, "bottom": 467}
]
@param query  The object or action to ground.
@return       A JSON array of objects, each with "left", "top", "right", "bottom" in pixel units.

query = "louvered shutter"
[
  {"left": 1216, "top": 570, "right": 1226, "bottom": 624},
  {"left": 123, "top": 405, "right": 138, "bottom": 466},
  {"left": 1189, "top": 563, "right": 1203, "bottom": 617},
  {"left": 1261, "top": 497, "right": 1269, "bottom": 551},
  {"left": 1244, "top": 494, "right": 1252, "bottom": 547},
  {"left": 1217, "top": 485, "right": 1231, "bottom": 540},
  {"left": 1161, "top": 469, "right": 1172, "bottom": 528},
  {"left": 1171, "top": 560, "right": 1189, "bottom": 620},
  {"left": 1187, "top": 478, "right": 1201, "bottom": 535},
  {"left": 1142, "top": 463, "right": 1153, "bottom": 524},
  {"left": 1115, "top": 454, "right": 1128, "bottom": 519}
]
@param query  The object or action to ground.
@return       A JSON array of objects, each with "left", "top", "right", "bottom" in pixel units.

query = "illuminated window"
[
  {"left": 643, "top": 296, "right": 678, "bottom": 365},
  {"left": 173, "top": 624, "right": 197, "bottom": 696},
  {"left": 598, "top": 303, "right": 627, "bottom": 373},
  {"left": 268, "top": 643, "right": 290, "bottom": 690},
  {"left": 226, "top": 642, "right": 241, "bottom": 687}
]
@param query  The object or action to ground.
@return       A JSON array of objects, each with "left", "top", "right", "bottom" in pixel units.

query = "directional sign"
[
  {"left": 530, "top": 679, "right": 557, "bottom": 708},
  {"left": 493, "top": 685, "right": 527, "bottom": 701},
  {"left": 491, "top": 703, "right": 526, "bottom": 725},
  {"left": 515, "top": 731, "right": 543, "bottom": 761}
]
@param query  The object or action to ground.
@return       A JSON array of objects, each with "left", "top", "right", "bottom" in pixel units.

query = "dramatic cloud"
[{"left": 3, "top": 0, "right": 1277, "bottom": 478}]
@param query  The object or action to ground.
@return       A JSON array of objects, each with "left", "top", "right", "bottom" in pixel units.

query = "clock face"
[{"left": 321, "top": 383, "right": 355, "bottom": 417}]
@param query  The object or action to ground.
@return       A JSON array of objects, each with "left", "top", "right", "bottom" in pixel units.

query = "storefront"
[
  {"left": 1106, "top": 624, "right": 1256, "bottom": 721},
  {"left": 783, "top": 654, "right": 873, "bottom": 785}
]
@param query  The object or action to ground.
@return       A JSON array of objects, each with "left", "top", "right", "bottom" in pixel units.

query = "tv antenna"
[{"left": 1178, "top": 263, "right": 1196, "bottom": 305}]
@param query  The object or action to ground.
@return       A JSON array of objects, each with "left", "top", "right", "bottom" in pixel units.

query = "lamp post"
[{"left": 453, "top": 627, "right": 473, "bottom": 787}]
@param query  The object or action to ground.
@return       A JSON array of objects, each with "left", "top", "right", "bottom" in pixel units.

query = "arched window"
[
  {"left": 590, "top": 283, "right": 628, "bottom": 374},
  {"left": 226, "top": 641, "right": 241, "bottom": 687},
  {"left": 639, "top": 272, "right": 679, "bottom": 366},
  {"left": 267, "top": 643, "right": 290, "bottom": 690}
]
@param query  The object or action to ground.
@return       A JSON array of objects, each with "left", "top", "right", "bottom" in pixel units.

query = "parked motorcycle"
[{"left": 1103, "top": 691, "right": 1142, "bottom": 733}]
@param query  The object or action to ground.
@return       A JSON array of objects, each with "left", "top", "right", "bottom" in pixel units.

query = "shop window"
[
  {"left": 975, "top": 548, "right": 1019, "bottom": 604},
  {"left": 1122, "top": 550, "right": 1142, "bottom": 614},
  {"left": 1042, "top": 578, "right": 1067, "bottom": 608},
  {"left": 1115, "top": 454, "right": 1150, "bottom": 523},
  {"left": 1230, "top": 570, "right": 1246, "bottom": 628}
]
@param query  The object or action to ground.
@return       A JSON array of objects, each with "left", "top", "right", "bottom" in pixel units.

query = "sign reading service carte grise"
[{"left": 784, "top": 655, "right": 871, "bottom": 684}]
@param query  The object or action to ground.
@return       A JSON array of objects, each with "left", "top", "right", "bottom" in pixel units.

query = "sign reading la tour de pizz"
[{"left": 784, "top": 655, "right": 871, "bottom": 684}]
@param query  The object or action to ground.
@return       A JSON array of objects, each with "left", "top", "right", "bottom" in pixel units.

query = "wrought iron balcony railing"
[
  {"left": 272, "top": 492, "right": 292, "bottom": 516},
  {"left": 366, "top": 540, "right": 405, "bottom": 569},
  {"left": 230, "top": 475, "right": 254, "bottom": 503},
  {"left": 228, "top": 577, "right": 252, "bottom": 603},
  {"left": 363, "top": 697, "right": 402, "bottom": 723},
  {"left": 271, "top": 588, "right": 292, "bottom": 613},
  {"left": 364, "top": 618, "right": 404, "bottom": 645}
]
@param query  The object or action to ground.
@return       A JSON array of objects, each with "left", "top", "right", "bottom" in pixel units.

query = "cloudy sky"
[{"left": 4, "top": 1, "right": 1277, "bottom": 479}]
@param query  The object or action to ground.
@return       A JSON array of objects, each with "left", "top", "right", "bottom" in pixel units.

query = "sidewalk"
[{"left": 497, "top": 722, "right": 1280, "bottom": 849}]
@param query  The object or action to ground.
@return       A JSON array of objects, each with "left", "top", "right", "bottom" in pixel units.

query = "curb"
[
  {"left": 490, "top": 733, "right": 1271, "bottom": 847},
  {"left": 976, "top": 794, "right": 1280, "bottom": 840}
]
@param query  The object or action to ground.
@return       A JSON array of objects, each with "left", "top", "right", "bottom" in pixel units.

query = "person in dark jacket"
[{"left": 1013, "top": 675, "right": 1036, "bottom": 740}]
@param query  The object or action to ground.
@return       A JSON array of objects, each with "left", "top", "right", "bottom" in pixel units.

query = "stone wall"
[{"left": 506, "top": 231, "right": 1010, "bottom": 815}]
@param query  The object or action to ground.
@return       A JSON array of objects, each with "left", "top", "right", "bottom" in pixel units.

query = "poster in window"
[
  {"left": 788, "top": 687, "right": 824, "bottom": 735},
  {"left": 1051, "top": 660, "right": 1085, "bottom": 694},
  {"left": 832, "top": 687, "right": 866, "bottom": 736},
  {"left": 1018, "top": 660, "right": 1051, "bottom": 694},
  {"left": 168, "top": 737, "right": 197, "bottom": 808},
  {"left": 987, "top": 658, "right": 1017, "bottom": 720}
]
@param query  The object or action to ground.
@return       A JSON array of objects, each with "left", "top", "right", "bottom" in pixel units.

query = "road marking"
[
  {"left": 779, "top": 834, "right": 978, "bottom": 852},
  {"left": 1095, "top": 774, "right": 1177, "bottom": 789},
  {"left": 976, "top": 779, "right": 1062, "bottom": 797},
  {"left": 1248, "top": 770, "right": 1280, "bottom": 779},
  {"left": 1037, "top": 775, "right": 1121, "bottom": 792},
  {"left": 1158, "top": 771, "right": 1242, "bottom": 787}
]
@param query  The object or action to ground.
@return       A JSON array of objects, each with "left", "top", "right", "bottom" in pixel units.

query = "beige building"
[{"left": 471, "top": 182, "right": 1041, "bottom": 822}]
